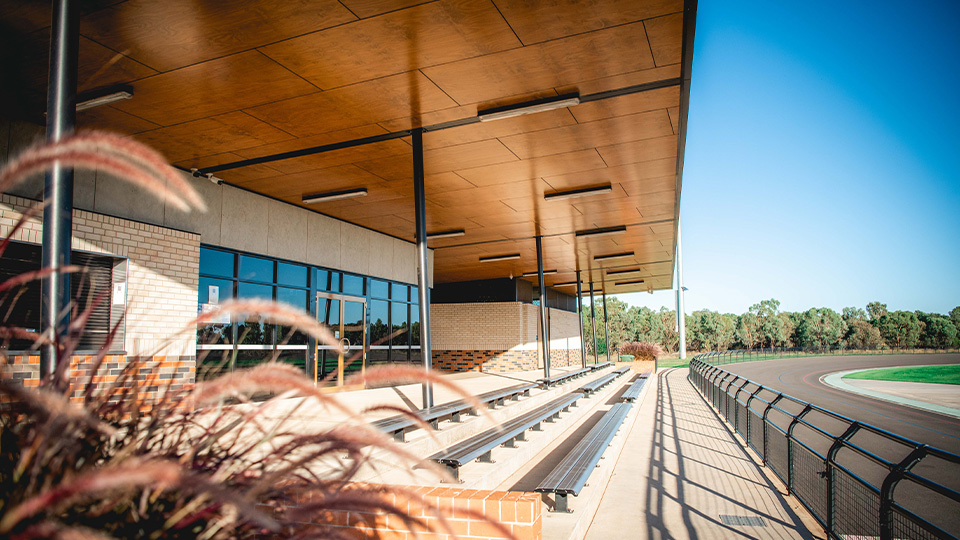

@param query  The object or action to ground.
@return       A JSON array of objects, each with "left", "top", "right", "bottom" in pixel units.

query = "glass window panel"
[
  {"left": 198, "top": 277, "right": 232, "bottom": 304},
  {"left": 277, "top": 262, "right": 307, "bottom": 287},
  {"left": 371, "top": 279, "right": 389, "bottom": 299},
  {"left": 369, "top": 300, "right": 389, "bottom": 347},
  {"left": 329, "top": 272, "right": 341, "bottom": 293},
  {"left": 410, "top": 286, "right": 419, "bottom": 304},
  {"left": 238, "top": 255, "right": 273, "bottom": 283},
  {"left": 277, "top": 287, "right": 309, "bottom": 345},
  {"left": 234, "top": 349, "right": 274, "bottom": 371},
  {"left": 391, "top": 283, "right": 408, "bottom": 301},
  {"left": 275, "top": 349, "right": 307, "bottom": 373},
  {"left": 342, "top": 274, "right": 363, "bottom": 296},
  {"left": 236, "top": 282, "right": 275, "bottom": 345},
  {"left": 196, "top": 349, "right": 233, "bottom": 381},
  {"left": 392, "top": 302, "right": 409, "bottom": 347},
  {"left": 410, "top": 308, "right": 420, "bottom": 346},
  {"left": 342, "top": 300, "right": 366, "bottom": 377},
  {"left": 315, "top": 269, "right": 330, "bottom": 291},
  {"left": 199, "top": 247, "right": 234, "bottom": 278}
]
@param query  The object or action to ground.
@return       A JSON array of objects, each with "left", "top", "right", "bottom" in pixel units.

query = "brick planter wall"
[
  {"left": 2, "top": 354, "right": 195, "bottom": 405},
  {"left": 433, "top": 350, "right": 539, "bottom": 373},
  {"left": 286, "top": 487, "right": 541, "bottom": 540}
]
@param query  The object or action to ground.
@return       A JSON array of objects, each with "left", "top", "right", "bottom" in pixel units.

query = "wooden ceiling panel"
[
  {"left": 339, "top": 0, "right": 428, "bottom": 19},
  {"left": 571, "top": 86, "right": 679, "bottom": 124},
  {"left": 16, "top": 31, "right": 158, "bottom": 95},
  {"left": 428, "top": 178, "right": 552, "bottom": 207},
  {"left": 357, "top": 139, "right": 519, "bottom": 181},
  {"left": 422, "top": 108, "right": 576, "bottom": 150},
  {"left": 456, "top": 149, "right": 606, "bottom": 187},
  {"left": 245, "top": 71, "right": 456, "bottom": 138},
  {"left": 134, "top": 111, "right": 294, "bottom": 163},
  {"left": 254, "top": 139, "right": 411, "bottom": 176},
  {"left": 644, "top": 12, "right": 684, "bottom": 67},
  {"left": 667, "top": 106, "right": 680, "bottom": 133},
  {"left": 260, "top": 0, "right": 520, "bottom": 90},
  {"left": 499, "top": 109, "right": 674, "bottom": 159},
  {"left": 555, "top": 64, "right": 681, "bottom": 96},
  {"left": 422, "top": 21, "right": 655, "bottom": 105},
  {"left": 235, "top": 164, "right": 385, "bottom": 198},
  {"left": 639, "top": 203, "right": 675, "bottom": 220},
  {"left": 596, "top": 134, "right": 677, "bottom": 167},
  {"left": 493, "top": 0, "right": 682, "bottom": 45},
  {"left": 81, "top": 0, "right": 357, "bottom": 71},
  {"left": 77, "top": 105, "right": 160, "bottom": 134},
  {"left": 111, "top": 51, "right": 316, "bottom": 126},
  {"left": 424, "top": 172, "right": 477, "bottom": 194}
]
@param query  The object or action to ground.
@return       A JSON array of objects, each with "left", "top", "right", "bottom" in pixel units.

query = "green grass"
[
  {"left": 844, "top": 364, "right": 960, "bottom": 385},
  {"left": 657, "top": 357, "right": 690, "bottom": 369}
]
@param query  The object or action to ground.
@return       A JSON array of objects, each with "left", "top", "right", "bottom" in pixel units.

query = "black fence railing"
[
  {"left": 697, "top": 346, "right": 960, "bottom": 366},
  {"left": 689, "top": 356, "right": 960, "bottom": 540}
]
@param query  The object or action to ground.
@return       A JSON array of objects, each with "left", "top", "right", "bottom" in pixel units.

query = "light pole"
[{"left": 676, "top": 219, "right": 687, "bottom": 360}]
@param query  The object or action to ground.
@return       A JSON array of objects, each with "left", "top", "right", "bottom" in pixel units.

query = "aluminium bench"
[
  {"left": 429, "top": 392, "right": 582, "bottom": 482},
  {"left": 589, "top": 362, "right": 612, "bottom": 371},
  {"left": 372, "top": 382, "right": 537, "bottom": 442},
  {"left": 576, "top": 366, "right": 631, "bottom": 396},
  {"left": 535, "top": 402, "right": 633, "bottom": 512},
  {"left": 537, "top": 367, "right": 591, "bottom": 388},
  {"left": 619, "top": 373, "right": 651, "bottom": 403}
]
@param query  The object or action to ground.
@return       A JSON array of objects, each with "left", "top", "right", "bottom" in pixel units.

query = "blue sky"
[{"left": 617, "top": 0, "right": 960, "bottom": 316}]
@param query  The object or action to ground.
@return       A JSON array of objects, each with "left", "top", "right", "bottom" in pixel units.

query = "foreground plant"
[
  {"left": 619, "top": 341, "right": 664, "bottom": 362},
  {"left": 0, "top": 132, "right": 512, "bottom": 539}
]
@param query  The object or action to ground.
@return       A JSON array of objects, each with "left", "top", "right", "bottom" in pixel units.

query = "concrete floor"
[{"left": 584, "top": 368, "right": 819, "bottom": 540}]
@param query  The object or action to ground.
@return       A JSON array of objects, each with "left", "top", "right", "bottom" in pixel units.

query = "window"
[{"left": 0, "top": 241, "right": 126, "bottom": 352}]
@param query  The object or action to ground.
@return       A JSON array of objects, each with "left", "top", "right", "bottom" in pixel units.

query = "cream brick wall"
[
  {"left": 431, "top": 302, "right": 582, "bottom": 356},
  {"left": 1, "top": 193, "right": 200, "bottom": 356}
]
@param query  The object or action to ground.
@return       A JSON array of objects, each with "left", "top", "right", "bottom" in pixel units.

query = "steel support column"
[
  {"left": 589, "top": 286, "right": 598, "bottom": 364},
  {"left": 412, "top": 129, "right": 433, "bottom": 408},
  {"left": 677, "top": 218, "right": 687, "bottom": 359},
  {"left": 536, "top": 236, "right": 550, "bottom": 380},
  {"left": 575, "top": 270, "right": 586, "bottom": 369},
  {"left": 602, "top": 290, "right": 610, "bottom": 363},
  {"left": 40, "top": 0, "right": 79, "bottom": 377}
]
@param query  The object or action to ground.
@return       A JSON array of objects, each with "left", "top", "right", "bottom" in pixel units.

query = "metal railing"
[
  {"left": 697, "top": 346, "right": 960, "bottom": 366},
  {"left": 689, "top": 356, "right": 960, "bottom": 540}
]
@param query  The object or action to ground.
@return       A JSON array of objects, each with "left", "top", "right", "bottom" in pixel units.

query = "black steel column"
[
  {"left": 602, "top": 289, "right": 610, "bottom": 363},
  {"left": 575, "top": 271, "right": 586, "bottom": 369},
  {"left": 40, "top": 0, "right": 79, "bottom": 377},
  {"left": 412, "top": 129, "right": 433, "bottom": 408},
  {"left": 536, "top": 236, "right": 550, "bottom": 380},
  {"left": 589, "top": 286, "right": 598, "bottom": 364}
]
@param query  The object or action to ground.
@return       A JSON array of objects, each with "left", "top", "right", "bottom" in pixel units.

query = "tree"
[
  {"left": 878, "top": 311, "right": 921, "bottom": 349},
  {"left": 796, "top": 308, "right": 847, "bottom": 350},
  {"left": 751, "top": 299, "right": 786, "bottom": 347},
  {"left": 867, "top": 302, "right": 888, "bottom": 324},
  {"left": 846, "top": 320, "right": 883, "bottom": 350},
  {"left": 735, "top": 312, "right": 761, "bottom": 349},
  {"left": 917, "top": 313, "right": 958, "bottom": 348}
]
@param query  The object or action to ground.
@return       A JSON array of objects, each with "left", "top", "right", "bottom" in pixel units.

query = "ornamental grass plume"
[
  {"left": 0, "top": 135, "right": 513, "bottom": 539},
  {"left": 619, "top": 341, "right": 664, "bottom": 362}
]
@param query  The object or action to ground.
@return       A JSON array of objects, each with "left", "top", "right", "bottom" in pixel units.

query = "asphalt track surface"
[
  {"left": 719, "top": 354, "right": 960, "bottom": 453},
  {"left": 717, "top": 354, "right": 960, "bottom": 536}
]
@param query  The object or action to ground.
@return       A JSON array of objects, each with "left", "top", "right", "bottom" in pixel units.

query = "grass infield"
[{"left": 844, "top": 364, "right": 960, "bottom": 386}]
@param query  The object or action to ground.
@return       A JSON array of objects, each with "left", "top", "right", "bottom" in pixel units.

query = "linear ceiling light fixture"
[
  {"left": 76, "top": 84, "right": 134, "bottom": 112},
  {"left": 576, "top": 225, "right": 627, "bottom": 238},
  {"left": 302, "top": 188, "right": 368, "bottom": 204},
  {"left": 477, "top": 93, "right": 581, "bottom": 122},
  {"left": 552, "top": 281, "right": 578, "bottom": 287},
  {"left": 594, "top": 251, "right": 634, "bottom": 262},
  {"left": 479, "top": 253, "right": 521, "bottom": 263},
  {"left": 426, "top": 229, "right": 465, "bottom": 239},
  {"left": 615, "top": 279, "right": 645, "bottom": 286},
  {"left": 607, "top": 267, "right": 643, "bottom": 276},
  {"left": 522, "top": 269, "right": 557, "bottom": 277},
  {"left": 544, "top": 184, "right": 613, "bottom": 201}
]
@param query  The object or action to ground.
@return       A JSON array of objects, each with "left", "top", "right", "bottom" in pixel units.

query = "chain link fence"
[{"left": 690, "top": 355, "right": 960, "bottom": 540}]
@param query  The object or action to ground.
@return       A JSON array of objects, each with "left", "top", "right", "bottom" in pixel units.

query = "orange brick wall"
[{"left": 288, "top": 487, "right": 541, "bottom": 540}]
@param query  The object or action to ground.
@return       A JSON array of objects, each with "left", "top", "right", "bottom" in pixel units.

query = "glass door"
[{"left": 316, "top": 291, "right": 367, "bottom": 388}]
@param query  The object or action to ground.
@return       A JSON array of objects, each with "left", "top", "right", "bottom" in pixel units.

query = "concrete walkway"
[{"left": 585, "top": 368, "right": 818, "bottom": 540}]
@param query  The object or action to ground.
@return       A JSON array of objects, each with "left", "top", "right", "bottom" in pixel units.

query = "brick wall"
[
  {"left": 1, "top": 193, "right": 200, "bottom": 357},
  {"left": 287, "top": 486, "right": 541, "bottom": 540},
  {"left": 432, "top": 302, "right": 583, "bottom": 373},
  {"left": 433, "top": 350, "right": 539, "bottom": 373}
]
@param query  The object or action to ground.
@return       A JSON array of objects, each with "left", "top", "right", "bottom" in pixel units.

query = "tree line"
[{"left": 581, "top": 299, "right": 960, "bottom": 354}]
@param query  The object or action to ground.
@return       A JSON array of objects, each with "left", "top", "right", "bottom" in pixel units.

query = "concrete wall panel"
[
  {"left": 339, "top": 223, "right": 371, "bottom": 276},
  {"left": 267, "top": 198, "right": 309, "bottom": 261},
  {"left": 306, "top": 211, "right": 341, "bottom": 269},
  {"left": 220, "top": 187, "right": 269, "bottom": 253}
]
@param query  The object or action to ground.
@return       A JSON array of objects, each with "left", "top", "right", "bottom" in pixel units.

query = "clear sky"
[{"left": 616, "top": 0, "right": 960, "bottom": 316}]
